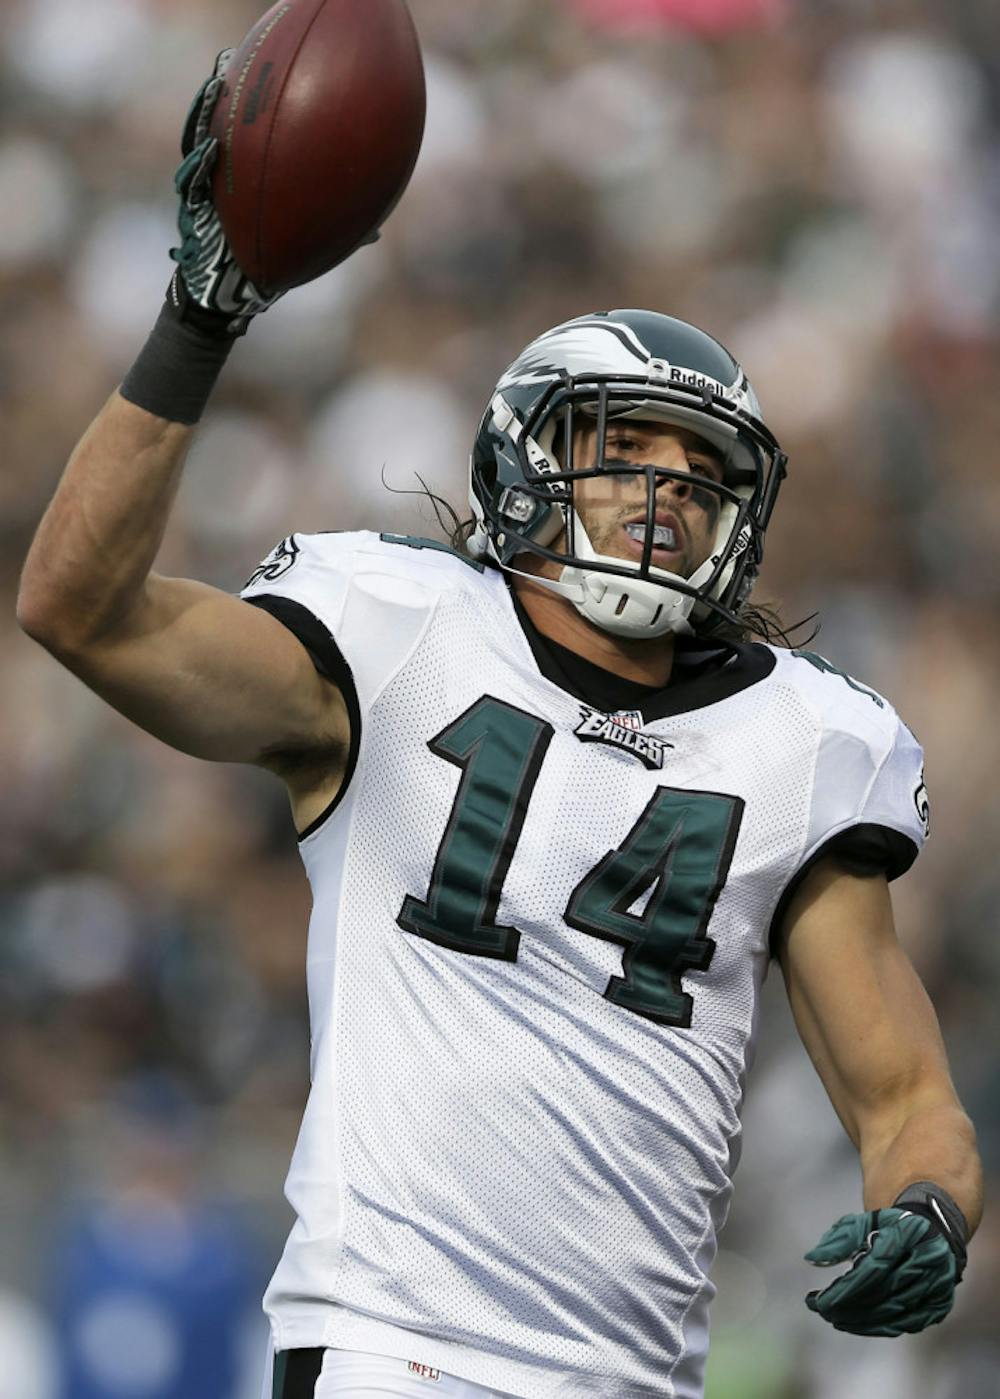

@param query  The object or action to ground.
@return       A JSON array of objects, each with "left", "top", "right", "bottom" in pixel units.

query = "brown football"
[{"left": 209, "top": 0, "right": 425, "bottom": 297}]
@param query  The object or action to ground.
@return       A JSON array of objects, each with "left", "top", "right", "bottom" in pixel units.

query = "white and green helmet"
[{"left": 468, "top": 309, "right": 787, "bottom": 638}]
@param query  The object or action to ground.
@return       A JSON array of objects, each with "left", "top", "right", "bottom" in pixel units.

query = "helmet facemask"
[{"left": 471, "top": 370, "right": 785, "bottom": 640}]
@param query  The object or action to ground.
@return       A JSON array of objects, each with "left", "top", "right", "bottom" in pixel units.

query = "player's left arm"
[{"left": 777, "top": 858, "right": 984, "bottom": 1335}]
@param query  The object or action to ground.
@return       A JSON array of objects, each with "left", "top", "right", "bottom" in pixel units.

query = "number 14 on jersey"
[{"left": 398, "top": 697, "right": 744, "bottom": 1028}]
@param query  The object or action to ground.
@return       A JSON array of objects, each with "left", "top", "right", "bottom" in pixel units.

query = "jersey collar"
[{"left": 505, "top": 580, "right": 776, "bottom": 721}]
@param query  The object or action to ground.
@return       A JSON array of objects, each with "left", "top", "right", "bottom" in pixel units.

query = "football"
[{"left": 209, "top": 0, "right": 426, "bottom": 297}]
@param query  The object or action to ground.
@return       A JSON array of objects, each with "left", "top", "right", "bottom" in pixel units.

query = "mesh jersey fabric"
[{"left": 239, "top": 532, "right": 927, "bottom": 1399}]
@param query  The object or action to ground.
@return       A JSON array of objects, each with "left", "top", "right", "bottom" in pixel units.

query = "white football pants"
[{"left": 262, "top": 1344, "right": 525, "bottom": 1399}]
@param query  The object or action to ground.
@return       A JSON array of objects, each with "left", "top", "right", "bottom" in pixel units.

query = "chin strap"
[
  {"left": 492, "top": 552, "right": 697, "bottom": 639},
  {"left": 495, "top": 559, "right": 585, "bottom": 605},
  {"left": 471, "top": 509, "right": 732, "bottom": 641}
]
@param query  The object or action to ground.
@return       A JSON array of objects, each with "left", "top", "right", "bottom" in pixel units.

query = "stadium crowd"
[{"left": 1, "top": 0, "right": 998, "bottom": 1395}]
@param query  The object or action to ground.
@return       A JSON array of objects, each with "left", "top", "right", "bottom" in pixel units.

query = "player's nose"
[{"left": 654, "top": 466, "right": 694, "bottom": 503}]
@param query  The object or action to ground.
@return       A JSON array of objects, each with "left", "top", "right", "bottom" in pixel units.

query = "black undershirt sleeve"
[
  {"left": 824, "top": 822, "right": 918, "bottom": 881},
  {"left": 769, "top": 822, "right": 919, "bottom": 958},
  {"left": 242, "top": 592, "right": 362, "bottom": 841},
  {"left": 243, "top": 594, "right": 346, "bottom": 684}
]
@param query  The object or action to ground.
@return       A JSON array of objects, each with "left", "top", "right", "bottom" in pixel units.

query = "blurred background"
[{"left": 1, "top": 0, "right": 998, "bottom": 1395}]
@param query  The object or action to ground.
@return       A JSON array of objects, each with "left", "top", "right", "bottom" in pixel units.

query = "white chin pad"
[{"left": 559, "top": 513, "right": 696, "bottom": 639}]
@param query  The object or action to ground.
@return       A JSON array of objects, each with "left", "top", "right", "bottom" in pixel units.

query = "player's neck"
[{"left": 511, "top": 571, "right": 676, "bottom": 687}]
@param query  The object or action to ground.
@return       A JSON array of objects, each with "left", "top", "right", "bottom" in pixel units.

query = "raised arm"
[
  {"left": 777, "top": 858, "right": 983, "bottom": 1336},
  {"left": 16, "top": 56, "right": 349, "bottom": 827},
  {"left": 16, "top": 394, "right": 346, "bottom": 771}
]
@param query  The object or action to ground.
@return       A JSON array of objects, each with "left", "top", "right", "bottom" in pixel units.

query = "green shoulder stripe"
[
  {"left": 379, "top": 534, "right": 485, "bottom": 572},
  {"left": 792, "top": 650, "right": 884, "bottom": 708}
]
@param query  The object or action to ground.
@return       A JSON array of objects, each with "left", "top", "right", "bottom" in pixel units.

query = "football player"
[{"left": 18, "top": 59, "right": 982, "bottom": 1399}]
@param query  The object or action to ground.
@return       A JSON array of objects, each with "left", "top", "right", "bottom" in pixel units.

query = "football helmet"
[{"left": 468, "top": 309, "right": 787, "bottom": 638}]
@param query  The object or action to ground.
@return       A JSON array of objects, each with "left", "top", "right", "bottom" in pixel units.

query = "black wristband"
[
  {"left": 119, "top": 288, "right": 237, "bottom": 426},
  {"left": 892, "top": 1181, "right": 969, "bottom": 1280}
]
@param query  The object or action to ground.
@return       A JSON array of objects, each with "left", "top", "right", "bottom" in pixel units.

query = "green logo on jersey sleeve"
[{"left": 792, "top": 650, "right": 884, "bottom": 708}]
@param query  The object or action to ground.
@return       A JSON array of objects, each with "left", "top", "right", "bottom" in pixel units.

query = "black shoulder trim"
[
  {"left": 243, "top": 593, "right": 339, "bottom": 680},
  {"left": 769, "top": 822, "right": 919, "bottom": 959},
  {"left": 243, "top": 594, "right": 362, "bottom": 841}
]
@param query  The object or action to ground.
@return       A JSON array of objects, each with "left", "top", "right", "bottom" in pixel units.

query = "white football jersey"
[{"left": 240, "top": 531, "right": 927, "bottom": 1399}]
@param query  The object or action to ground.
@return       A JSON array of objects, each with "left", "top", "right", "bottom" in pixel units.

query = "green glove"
[
  {"left": 804, "top": 1200, "right": 964, "bottom": 1337},
  {"left": 169, "top": 49, "right": 281, "bottom": 335}
]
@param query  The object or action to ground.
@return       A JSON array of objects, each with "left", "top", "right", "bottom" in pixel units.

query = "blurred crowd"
[{"left": 2, "top": 0, "right": 999, "bottom": 1396}]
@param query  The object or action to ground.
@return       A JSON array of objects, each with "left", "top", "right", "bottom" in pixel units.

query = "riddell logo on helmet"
[
  {"left": 666, "top": 365, "right": 722, "bottom": 393},
  {"left": 407, "top": 1361, "right": 441, "bottom": 1381},
  {"left": 647, "top": 359, "right": 731, "bottom": 401},
  {"left": 655, "top": 361, "right": 752, "bottom": 413}
]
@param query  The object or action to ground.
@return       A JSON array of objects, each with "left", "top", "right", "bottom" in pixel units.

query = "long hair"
[{"left": 385, "top": 474, "right": 816, "bottom": 648}]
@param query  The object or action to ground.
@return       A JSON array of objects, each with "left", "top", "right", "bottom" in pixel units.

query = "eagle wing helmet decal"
[
  {"left": 498, "top": 319, "right": 652, "bottom": 387},
  {"left": 498, "top": 317, "right": 761, "bottom": 421}
]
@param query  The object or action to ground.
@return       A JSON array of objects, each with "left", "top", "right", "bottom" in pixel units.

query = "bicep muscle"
[{"left": 58, "top": 573, "right": 348, "bottom": 768}]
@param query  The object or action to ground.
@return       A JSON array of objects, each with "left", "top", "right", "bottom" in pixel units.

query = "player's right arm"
[
  {"left": 18, "top": 53, "right": 350, "bottom": 824},
  {"left": 16, "top": 392, "right": 349, "bottom": 803}
]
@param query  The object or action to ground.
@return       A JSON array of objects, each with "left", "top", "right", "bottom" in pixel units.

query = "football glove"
[
  {"left": 804, "top": 1184, "right": 968, "bottom": 1338},
  {"left": 168, "top": 49, "right": 281, "bottom": 335}
]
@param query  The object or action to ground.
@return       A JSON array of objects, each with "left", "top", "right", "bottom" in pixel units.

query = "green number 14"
[{"left": 398, "top": 696, "right": 743, "bottom": 1028}]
